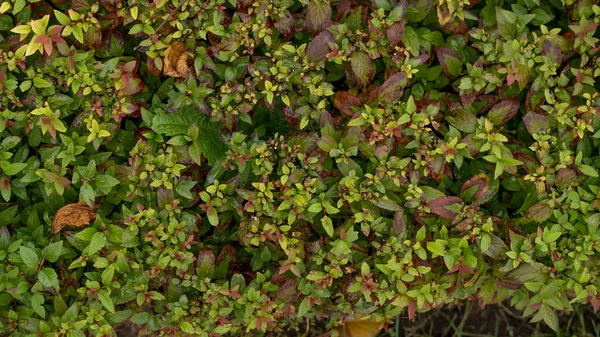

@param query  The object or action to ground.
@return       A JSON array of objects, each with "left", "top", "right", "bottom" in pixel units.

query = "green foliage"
[{"left": 0, "top": 0, "right": 600, "bottom": 336}]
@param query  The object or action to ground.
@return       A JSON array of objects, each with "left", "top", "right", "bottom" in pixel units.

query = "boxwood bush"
[{"left": 1, "top": 0, "right": 600, "bottom": 335}]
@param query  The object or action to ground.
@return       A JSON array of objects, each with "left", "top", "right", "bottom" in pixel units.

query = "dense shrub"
[{"left": 1, "top": 0, "right": 600, "bottom": 335}]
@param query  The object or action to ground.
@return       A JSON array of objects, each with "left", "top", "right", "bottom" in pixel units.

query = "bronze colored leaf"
[
  {"left": 163, "top": 42, "right": 191, "bottom": 78},
  {"left": 436, "top": 4, "right": 452, "bottom": 26},
  {"left": 52, "top": 202, "right": 96, "bottom": 234}
]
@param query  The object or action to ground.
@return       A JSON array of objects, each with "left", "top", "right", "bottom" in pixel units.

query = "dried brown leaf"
[
  {"left": 52, "top": 202, "right": 96, "bottom": 234},
  {"left": 163, "top": 42, "right": 191, "bottom": 78}
]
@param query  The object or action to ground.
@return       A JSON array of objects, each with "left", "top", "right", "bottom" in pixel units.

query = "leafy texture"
[
  {"left": 1, "top": 0, "right": 599, "bottom": 335},
  {"left": 151, "top": 106, "right": 227, "bottom": 164}
]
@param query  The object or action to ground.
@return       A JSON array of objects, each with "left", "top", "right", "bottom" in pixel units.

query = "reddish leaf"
[
  {"left": 49, "top": 26, "right": 66, "bottom": 44},
  {"left": 487, "top": 99, "right": 520, "bottom": 125},
  {"left": 591, "top": 295, "right": 600, "bottom": 313},
  {"left": 306, "top": 0, "right": 332, "bottom": 35},
  {"left": 334, "top": 91, "right": 362, "bottom": 116},
  {"left": 386, "top": 22, "right": 404, "bottom": 46},
  {"left": 306, "top": 30, "right": 334, "bottom": 63},
  {"left": 408, "top": 301, "right": 417, "bottom": 321},
  {"left": 34, "top": 35, "right": 49, "bottom": 44},
  {"left": 429, "top": 196, "right": 463, "bottom": 219}
]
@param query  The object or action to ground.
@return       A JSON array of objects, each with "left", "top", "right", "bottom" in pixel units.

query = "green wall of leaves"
[{"left": 0, "top": 0, "right": 600, "bottom": 335}]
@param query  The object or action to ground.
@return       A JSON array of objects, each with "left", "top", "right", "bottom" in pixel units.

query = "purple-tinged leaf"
[
  {"left": 541, "top": 39, "right": 563, "bottom": 64},
  {"left": 391, "top": 208, "right": 406, "bottom": 235},
  {"left": 306, "top": 30, "right": 334, "bottom": 63},
  {"left": 523, "top": 112, "right": 549, "bottom": 135},
  {"left": 372, "top": 72, "right": 408, "bottom": 103},
  {"left": 429, "top": 196, "right": 463, "bottom": 219},
  {"left": 386, "top": 22, "right": 405, "bottom": 45},
  {"left": 306, "top": 0, "right": 332, "bottom": 35},
  {"left": 488, "top": 99, "right": 520, "bottom": 125}
]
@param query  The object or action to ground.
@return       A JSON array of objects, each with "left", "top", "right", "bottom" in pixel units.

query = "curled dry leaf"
[
  {"left": 52, "top": 202, "right": 97, "bottom": 234},
  {"left": 163, "top": 42, "right": 191, "bottom": 78}
]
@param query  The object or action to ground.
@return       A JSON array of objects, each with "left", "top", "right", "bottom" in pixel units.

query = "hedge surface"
[{"left": 0, "top": 0, "right": 600, "bottom": 335}]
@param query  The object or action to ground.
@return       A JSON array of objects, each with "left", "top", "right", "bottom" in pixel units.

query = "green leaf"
[
  {"left": 80, "top": 182, "right": 95, "bottom": 203},
  {"left": 207, "top": 207, "right": 219, "bottom": 226},
  {"left": 0, "top": 206, "right": 18, "bottom": 227},
  {"left": 181, "top": 321, "right": 194, "bottom": 333},
  {"left": 95, "top": 174, "right": 120, "bottom": 194},
  {"left": 42, "top": 241, "right": 63, "bottom": 263},
  {"left": 53, "top": 10, "right": 71, "bottom": 25},
  {"left": 72, "top": 25, "right": 84, "bottom": 44},
  {"left": 175, "top": 180, "right": 197, "bottom": 199},
  {"left": 530, "top": 304, "right": 558, "bottom": 331},
  {"left": 579, "top": 165, "right": 598, "bottom": 177},
  {"left": 130, "top": 312, "right": 150, "bottom": 324},
  {"left": 1, "top": 162, "right": 27, "bottom": 176},
  {"left": 12, "top": 0, "right": 26, "bottom": 14},
  {"left": 30, "top": 15, "right": 49, "bottom": 36},
  {"left": 308, "top": 203, "right": 322, "bottom": 213},
  {"left": 19, "top": 246, "right": 39, "bottom": 268},
  {"left": 38, "top": 268, "right": 59, "bottom": 288},
  {"left": 436, "top": 47, "right": 463, "bottom": 77},
  {"left": 151, "top": 106, "right": 227, "bottom": 164},
  {"left": 97, "top": 290, "right": 115, "bottom": 313},
  {"left": 0, "top": 14, "right": 13, "bottom": 31},
  {"left": 426, "top": 241, "right": 445, "bottom": 257},
  {"left": 87, "top": 232, "right": 106, "bottom": 256},
  {"left": 496, "top": 7, "right": 518, "bottom": 39},
  {"left": 31, "top": 293, "right": 45, "bottom": 318},
  {"left": 388, "top": 3, "right": 406, "bottom": 21},
  {"left": 297, "top": 297, "right": 311, "bottom": 318},
  {"left": 321, "top": 215, "right": 333, "bottom": 237},
  {"left": 101, "top": 266, "right": 115, "bottom": 285},
  {"left": 374, "top": 198, "right": 401, "bottom": 211},
  {"left": 33, "top": 77, "right": 52, "bottom": 88},
  {"left": 189, "top": 141, "right": 203, "bottom": 165},
  {"left": 480, "top": 234, "right": 491, "bottom": 253}
]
